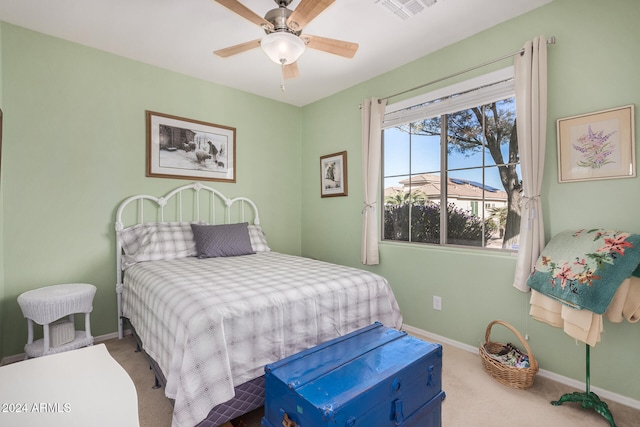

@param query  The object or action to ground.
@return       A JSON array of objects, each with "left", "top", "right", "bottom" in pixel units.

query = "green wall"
[
  {"left": 0, "top": 22, "right": 302, "bottom": 356},
  {"left": 1, "top": 0, "right": 639, "bottom": 406},
  {"left": 301, "top": 0, "right": 640, "bottom": 401},
  {"left": 0, "top": 24, "right": 4, "bottom": 358}
]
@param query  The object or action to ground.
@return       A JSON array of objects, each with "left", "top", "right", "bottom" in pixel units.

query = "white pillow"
[
  {"left": 248, "top": 225, "right": 271, "bottom": 252},
  {"left": 119, "top": 222, "right": 200, "bottom": 267}
]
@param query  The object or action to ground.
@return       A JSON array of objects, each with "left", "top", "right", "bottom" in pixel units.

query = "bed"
[{"left": 114, "top": 182, "right": 403, "bottom": 427}]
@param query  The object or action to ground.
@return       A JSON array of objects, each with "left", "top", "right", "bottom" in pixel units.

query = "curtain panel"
[
  {"left": 513, "top": 36, "right": 548, "bottom": 292},
  {"left": 361, "top": 97, "right": 386, "bottom": 265}
]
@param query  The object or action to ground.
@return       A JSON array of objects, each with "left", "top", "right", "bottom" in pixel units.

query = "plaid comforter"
[{"left": 123, "top": 252, "right": 403, "bottom": 427}]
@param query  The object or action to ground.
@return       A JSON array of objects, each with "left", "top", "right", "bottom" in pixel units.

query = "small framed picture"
[
  {"left": 320, "top": 151, "right": 348, "bottom": 198},
  {"left": 146, "top": 110, "right": 236, "bottom": 182},
  {"left": 557, "top": 105, "right": 635, "bottom": 183}
]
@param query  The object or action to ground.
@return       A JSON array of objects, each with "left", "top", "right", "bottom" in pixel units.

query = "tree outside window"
[{"left": 382, "top": 96, "right": 521, "bottom": 251}]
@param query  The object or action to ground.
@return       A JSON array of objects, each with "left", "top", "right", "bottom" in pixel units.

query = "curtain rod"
[{"left": 379, "top": 36, "right": 556, "bottom": 104}]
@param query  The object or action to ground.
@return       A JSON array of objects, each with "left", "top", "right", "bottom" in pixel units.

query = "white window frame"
[
  {"left": 383, "top": 66, "right": 514, "bottom": 129},
  {"left": 381, "top": 66, "right": 517, "bottom": 249}
]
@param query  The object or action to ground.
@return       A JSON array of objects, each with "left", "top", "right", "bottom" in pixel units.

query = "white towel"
[
  {"left": 561, "top": 305, "right": 602, "bottom": 346},
  {"left": 529, "top": 290, "right": 563, "bottom": 327},
  {"left": 530, "top": 276, "right": 640, "bottom": 346},
  {"left": 605, "top": 278, "right": 630, "bottom": 323},
  {"left": 530, "top": 289, "right": 603, "bottom": 346},
  {"left": 622, "top": 276, "right": 640, "bottom": 323}
]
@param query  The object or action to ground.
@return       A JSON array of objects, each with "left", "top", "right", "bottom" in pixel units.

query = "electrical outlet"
[{"left": 433, "top": 296, "right": 442, "bottom": 311}]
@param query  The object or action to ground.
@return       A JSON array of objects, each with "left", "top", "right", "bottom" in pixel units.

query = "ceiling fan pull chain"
[{"left": 280, "top": 59, "right": 286, "bottom": 92}]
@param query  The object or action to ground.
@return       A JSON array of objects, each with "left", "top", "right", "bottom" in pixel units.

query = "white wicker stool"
[{"left": 17, "top": 283, "right": 96, "bottom": 358}]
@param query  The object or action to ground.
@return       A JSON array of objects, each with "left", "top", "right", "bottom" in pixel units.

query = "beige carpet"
[{"left": 104, "top": 334, "right": 639, "bottom": 427}]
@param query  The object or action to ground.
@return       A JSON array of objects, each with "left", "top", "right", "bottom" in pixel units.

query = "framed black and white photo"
[
  {"left": 320, "top": 151, "right": 348, "bottom": 197},
  {"left": 146, "top": 111, "right": 236, "bottom": 182}
]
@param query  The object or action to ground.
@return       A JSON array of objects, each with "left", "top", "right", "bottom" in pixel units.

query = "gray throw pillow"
[{"left": 191, "top": 223, "right": 255, "bottom": 258}]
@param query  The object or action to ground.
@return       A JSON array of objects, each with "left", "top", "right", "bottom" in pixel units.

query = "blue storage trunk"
[{"left": 262, "top": 322, "right": 444, "bottom": 427}]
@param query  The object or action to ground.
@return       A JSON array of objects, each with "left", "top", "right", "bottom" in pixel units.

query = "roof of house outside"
[{"left": 386, "top": 173, "right": 508, "bottom": 202}]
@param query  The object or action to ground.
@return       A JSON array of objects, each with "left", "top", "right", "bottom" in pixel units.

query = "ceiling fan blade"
[
  {"left": 302, "top": 35, "right": 359, "bottom": 59},
  {"left": 283, "top": 62, "right": 300, "bottom": 80},
  {"left": 213, "top": 39, "right": 261, "bottom": 58},
  {"left": 213, "top": 0, "right": 274, "bottom": 30},
  {"left": 286, "top": 0, "right": 335, "bottom": 31}
]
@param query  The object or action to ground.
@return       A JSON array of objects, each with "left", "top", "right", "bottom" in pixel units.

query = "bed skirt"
[{"left": 124, "top": 317, "right": 265, "bottom": 427}]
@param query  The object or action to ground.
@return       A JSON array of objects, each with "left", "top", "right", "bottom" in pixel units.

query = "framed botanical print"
[{"left": 557, "top": 105, "right": 635, "bottom": 183}]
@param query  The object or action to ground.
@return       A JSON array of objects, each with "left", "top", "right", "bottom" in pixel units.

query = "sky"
[
  {"left": 382, "top": 98, "right": 520, "bottom": 192},
  {"left": 382, "top": 127, "right": 517, "bottom": 192}
]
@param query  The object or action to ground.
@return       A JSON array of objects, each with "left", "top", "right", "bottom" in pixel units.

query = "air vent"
[{"left": 376, "top": 0, "right": 437, "bottom": 20}]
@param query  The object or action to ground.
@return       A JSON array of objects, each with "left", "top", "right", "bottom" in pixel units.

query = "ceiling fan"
[{"left": 213, "top": 0, "right": 359, "bottom": 80}]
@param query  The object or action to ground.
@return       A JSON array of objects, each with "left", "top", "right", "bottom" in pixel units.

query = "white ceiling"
[{"left": 0, "top": 0, "right": 553, "bottom": 106}]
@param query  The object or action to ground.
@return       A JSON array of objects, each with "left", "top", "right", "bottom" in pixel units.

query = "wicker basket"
[{"left": 479, "top": 320, "right": 538, "bottom": 390}]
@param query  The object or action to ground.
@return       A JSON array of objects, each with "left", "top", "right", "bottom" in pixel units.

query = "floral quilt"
[{"left": 527, "top": 229, "right": 640, "bottom": 314}]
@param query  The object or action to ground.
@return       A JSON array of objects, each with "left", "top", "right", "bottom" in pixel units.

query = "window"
[
  {"left": 470, "top": 201, "right": 479, "bottom": 217},
  {"left": 382, "top": 67, "right": 521, "bottom": 251}
]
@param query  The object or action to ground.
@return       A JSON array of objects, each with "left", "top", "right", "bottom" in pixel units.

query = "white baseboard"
[
  {"left": 0, "top": 330, "right": 131, "bottom": 366},
  {"left": 4, "top": 324, "right": 639, "bottom": 412},
  {"left": 402, "top": 323, "right": 640, "bottom": 411}
]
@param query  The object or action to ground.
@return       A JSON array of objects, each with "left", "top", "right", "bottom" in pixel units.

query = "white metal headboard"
[{"left": 114, "top": 182, "right": 261, "bottom": 338}]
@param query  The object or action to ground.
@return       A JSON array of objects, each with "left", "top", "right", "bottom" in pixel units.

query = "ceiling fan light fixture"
[{"left": 261, "top": 32, "right": 306, "bottom": 65}]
